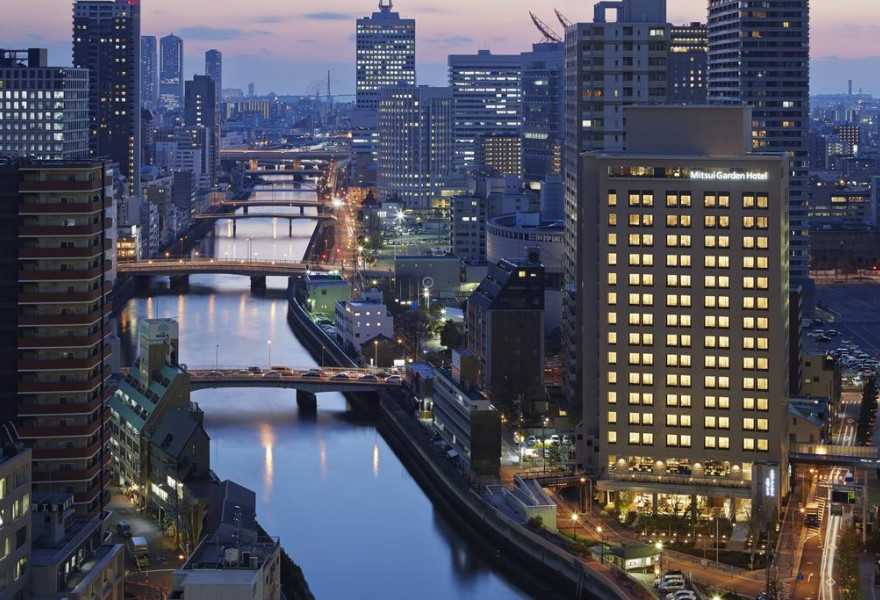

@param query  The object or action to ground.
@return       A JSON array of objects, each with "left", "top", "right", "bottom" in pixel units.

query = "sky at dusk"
[{"left": 2, "top": 0, "right": 878, "bottom": 96}]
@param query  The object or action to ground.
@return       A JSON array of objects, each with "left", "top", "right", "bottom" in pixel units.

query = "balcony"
[
  {"left": 18, "top": 283, "right": 112, "bottom": 304},
  {"left": 18, "top": 197, "right": 112, "bottom": 214},
  {"left": 19, "top": 219, "right": 111, "bottom": 237},
  {"left": 31, "top": 438, "right": 104, "bottom": 460},
  {"left": 18, "top": 265, "right": 106, "bottom": 282},
  {"left": 18, "top": 305, "right": 111, "bottom": 326},
  {"left": 18, "top": 419, "right": 105, "bottom": 439},
  {"left": 32, "top": 456, "right": 108, "bottom": 482},
  {"left": 18, "top": 331, "right": 106, "bottom": 349},
  {"left": 18, "top": 347, "right": 112, "bottom": 372},
  {"left": 18, "top": 178, "right": 107, "bottom": 193},
  {"left": 17, "top": 371, "right": 111, "bottom": 394},
  {"left": 19, "top": 246, "right": 106, "bottom": 260}
]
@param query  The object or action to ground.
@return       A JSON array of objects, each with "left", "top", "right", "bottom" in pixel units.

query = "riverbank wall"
[{"left": 285, "top": 285, "right": 629, "bottom": 600}]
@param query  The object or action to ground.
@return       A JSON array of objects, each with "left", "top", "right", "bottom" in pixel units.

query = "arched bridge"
[{"left": 117, "top": 258, "right": 333, "bottom": 278}]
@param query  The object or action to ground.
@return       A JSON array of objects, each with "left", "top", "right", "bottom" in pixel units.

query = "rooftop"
[{"left": 181, "top": 534, "right": 279, "bottom": 572}]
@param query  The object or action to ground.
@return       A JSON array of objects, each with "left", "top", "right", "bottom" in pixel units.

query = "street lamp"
[
  {"left": 570, "top": 512, "right": 578, "bottom": 537},
  {"left": 597, "top": 526, "right": 605, "bottom": 564},
  {"left": 267, "top": 340, "right": 272, "bottom": 365},
  {"left": 373, "top": 339, "right": 379, "bottom": 368},
  {"left": 655, "top": 541, "right": 663, "bottom": 574},
  {"left": 580, "top": 477, "right": 587, "bottom": 512},
  {"left": 541, "top": 416, "right": 549, "bottom": 474},
  {"left": 215, "top": 344, "right": 220, "bottom": 370}
]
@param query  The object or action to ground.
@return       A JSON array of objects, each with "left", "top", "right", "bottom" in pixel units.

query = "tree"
[
  {"left": 394, "top": 309, "right": 432, "bottom": 359},
  {"left": 857, "top": 377, "right": 878, "bottom": 445},
  {"left": 837, "top": 525, "right": 862, "bottom": 600},
  {"left": 439, "top": 320, "right": 465, "bottom": 349},
  {"left": 546, "top": 443, "right": 566, "bottom": 471}
]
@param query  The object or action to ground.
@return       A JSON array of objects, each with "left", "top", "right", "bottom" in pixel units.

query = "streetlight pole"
[
  {"left": 570, "top": 513, "right": 578, "bottom": 537},
  {"left": 580, "top": 477, "right": 586, "bottom": 512},
  {"left": 374, "top": 339, "right": 379, "bottom": 368},
  {"left": 716, "top": 515, "right": 720, "bottom": 565},
  {"left": 267, "top": 340, "right": 272, "bottom": 366},
  {"left": 321, "top": 345, "right": 325, "bottom": 367},
  {"left": 597, "top": 526, "right": 605, "bottom": 565},
  {"left": 542, "top": 417, "right": 549, "bottom": 474},
  {"left": 215, "top": 344, "right": 219, "bottom": 370}
]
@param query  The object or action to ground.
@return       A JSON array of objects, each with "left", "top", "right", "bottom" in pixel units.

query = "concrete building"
[
  {"left": 708, "top": 0, "right": 810, "bottom": 285},
  {"left": 474, "top": 134, "right": 522, "bottom": 178},
  {"left": 109, "top": 319, "right": 191, "bottom": 506},
  {"left": 486, "top": 213, "right": 564, "bottom": 331},
  {"left": 467, "top": 258, "right": 545, "bottom": 417},
  {"left": 205, "top": 49, "right": 222, "bottom": 103},
  {"left": 0, "top": 49, "right": 89, "bottom": 160},
  {"left": 800, "top": 353, "right": 840, "bottom": 405},
  {"left": 185, "top": 75, "right": 219, "bottom": 185},
  {"left": 159, "top": 34, "right": 184, "bottom": 112},
  {"left": 562, "top": 0, "right": 669, "bottom": 410},
  {"left": 0, "top": 429, "right": 32, "bottom": 600},
  {"left": 0, "top": 160, "right": 116, "bottom": 518},
  {"left": 170, "top": 534, "right": 281, "bottom": 600},
  {"left": 141, "top": 36, "right": 158, "bottom": 109},
  {"left": 394, "top": 256, "right": 461, "bottom": 300},
  {"left": 31, "top": 496, "right": 124, "bottom": 600},
  {"left": 577, "top": 106, "right": 790, "bottom": 519},
  {"left": 451, "top": 195, "right": 487, "bottom": 263},
  {"left": 668, "top": 23, "right": 707, "bottom": 105},
  {"left": 809, "top": 183, "right": 875, "bottom": 228},
  {"left": 448, "top": 50, "right": 521, "bottom": 171},
  {"left": 377, "top": 86, "right": 453, "bottom": 208},
  {"left": 431, "top": 350, "right": 501, "bottom": 482},
  {"left": 520, "top": 42, "right": 564, "bottom": 183},
  {"left": 73, "top": 0, "right": 141, "bottom": 196},
  {"left": 353, "top": 1, "right": 416, "bottom": 185},
  {"left": 334, "top": 299, "right": 394, "bottom": 357},
  {"left": 303, "top": 273, "right": 351, "bottom": 318}
]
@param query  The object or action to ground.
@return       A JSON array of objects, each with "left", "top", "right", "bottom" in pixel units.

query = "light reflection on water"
[{"left": 116, "top": 186, "right": 532, "bottom": 599}]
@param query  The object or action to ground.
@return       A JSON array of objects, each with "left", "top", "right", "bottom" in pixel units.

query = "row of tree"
[{"left": 856, "top": 377, "right": 878, "bottom": 445}]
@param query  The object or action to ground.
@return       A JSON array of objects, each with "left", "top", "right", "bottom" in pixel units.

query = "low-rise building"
[
  {"left": 30, "top": 495, "right": 124, "bottom": 600},
  {"left": 432, "top": 350, "right": 501, "bottom": 482},
  {"left": 109, "top": 319, "right": 191, "bottom": 506},
  {"left": 170, "top": 535, "right": 281, "bottom": 600},
  {"left": 334, "top": 299, "right": 394, "bottom": 357},
  {"left": 0, "top": 428, "right": 31, "bottom": 600},
  {"left": 303, "top": 273, "right": 350, "bottom": 318}
]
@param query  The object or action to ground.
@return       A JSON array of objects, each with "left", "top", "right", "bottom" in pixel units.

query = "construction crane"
[
  {"left": 529, "top": 11, "right": 563, "bottom": 42},
  {"left": 555, "top": 8, "right": 572, "bottom": 29}
]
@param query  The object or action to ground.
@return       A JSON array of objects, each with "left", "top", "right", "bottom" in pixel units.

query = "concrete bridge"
[
  {"left": 211, "top": 199, "right": 325, "bottom": 210},
  {"left": 185, "top": 366, "right": 403, "bottom": 410},
  {"left": 192, "top": 211, "right": 335, "bottom": 236},
  {"left": 221, "top": 149, "right": 347, "bottom": 161},
  {"left": 117, "top": 258, "right": 334, "bottom": 292}
]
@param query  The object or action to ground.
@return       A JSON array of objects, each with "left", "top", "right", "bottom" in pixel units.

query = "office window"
[
  {"left": 608, "top": 431, "right": 617, "bottom": 443},
  {"left": 608, "top": 411, "right": 617, "bottom": 424},
  {"left": 705, "top": 436, "right": 716, "bottom": 449}
]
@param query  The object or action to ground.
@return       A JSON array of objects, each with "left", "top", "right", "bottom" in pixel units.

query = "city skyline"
[{"left": 2, "top": 0, "right": 877, "bottom": 95}]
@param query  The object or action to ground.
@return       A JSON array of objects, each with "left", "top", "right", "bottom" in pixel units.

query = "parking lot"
[{"left": 815, "top": 284, "right": 880, "bottom": 358}]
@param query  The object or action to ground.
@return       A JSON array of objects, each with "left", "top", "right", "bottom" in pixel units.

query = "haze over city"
[{"left": 2, "top": 0, "right": 877, "bottom": 94}]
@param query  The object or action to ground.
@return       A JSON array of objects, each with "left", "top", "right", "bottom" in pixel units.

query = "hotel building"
[{"left": 577, "top": 106, "right": 790, "bottom": 518}]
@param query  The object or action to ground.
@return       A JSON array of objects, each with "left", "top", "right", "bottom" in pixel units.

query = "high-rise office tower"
[
  {"left": 159, "top": 33, "right": 184, "bottom": 112},
  {"left": 562, "top": 0, "right": 668, "bottom": 408},
  {"left": 576, "top": 106, "right": 790, "bottom": 516},
  {"left": 377, "top": 86, "right": 453, "bottom": 208},
  {"left": 520, "top": 42, "right": 564, "bottom": 182},
  {"left": 354, "top": 1, "right": 416, "bottom": 185},
  {"left": 73, "top": 0, "right": 141, "bottom": 197},
  {"left": 0, "top": 48, "right": 89, "bottom": 160},
  {"left": 184, "top": 75, "right": 219, "bottom": 185},
  {"left": 0, "top": 159, "right": 116, "bottom": 518},
  {"left": 205, "top": 49, "right": 222, "bottom": 101},
  {"left": 708, "top": 0, "right": 810, "bottom": 285},
  {"left": 668, "top": 22, "right": 707, "bottom": 105},
  {"left": 448, "top": 50, "right": 522, "bottom": 172},
  {"left": 141, "top": 36, "right": 158, "bottom": 109}
]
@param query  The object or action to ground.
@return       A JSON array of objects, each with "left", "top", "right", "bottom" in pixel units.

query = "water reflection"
[
  {"left": 260, "top": 422, "right": 275, "bottom": 501},
  {"left": 372, "top": 438, "right": 380, "bottom": 478}
]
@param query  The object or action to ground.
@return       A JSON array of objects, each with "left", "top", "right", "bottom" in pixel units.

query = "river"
[{"left": 116, "top": 185, "right": 534, "bottom": 599}]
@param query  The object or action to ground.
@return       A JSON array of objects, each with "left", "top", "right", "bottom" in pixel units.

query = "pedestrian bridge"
[
  {"left": 186, "top": 366, "right": 402, "bottom": 393},
  {"left": 117, "top": 258, "right": 333, "bottom": 278},
  {"left": 788, "top": 442, "right": 880, "bottom": 466}
]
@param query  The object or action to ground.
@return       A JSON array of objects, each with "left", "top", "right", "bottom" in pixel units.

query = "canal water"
[{"left": 117, "top": 186, "right": 533, "bottom": 599}]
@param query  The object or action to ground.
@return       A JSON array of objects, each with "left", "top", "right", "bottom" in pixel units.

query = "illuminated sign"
[
  {"left": 764, "top": 468, "right": 776, "bottom": 498},
  {"left": 690, "top": 170, "right": 769, "bottom": 182}
]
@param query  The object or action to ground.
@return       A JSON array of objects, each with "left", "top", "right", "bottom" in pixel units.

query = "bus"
[{"left": 131, "top": 537, "right": 149, "bottom": 569}]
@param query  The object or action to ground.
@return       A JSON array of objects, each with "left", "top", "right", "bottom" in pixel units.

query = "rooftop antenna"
[
  {"left": 555, "top": 8, "right": 572, "bottom": 29},
  {"left": 529, "top": 11, "right": 563, "bottom": 42}
]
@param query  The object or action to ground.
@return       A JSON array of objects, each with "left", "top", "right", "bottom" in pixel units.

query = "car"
[
  {"left": 385, "top": 375, "right": 402, "bottom": 384},
  {"left": 300, "top": 371, "right": 321, "bottom": 379},
  {"left": 235, "top": 370, "right": 253, "bottom": 376},
  {"left": 358, "top": 374, "right": 378, "bottom": 381},
  {"left": 330, "top": 373, "right": 350, "bottom": 381},
  {"left": 116, "top": 521, "right": 132, "bottom": 537},
  {"left": 205, "top": 371, "right": 223, "bottom": 378},
  {"left": 247, "top": 366, "right": 262, "bottom": 374},
  {"left": 827, "top": 330, "right": 841, "bottom": 337},
  {"left": 550, "top": 434, "right": 561, "bottom": 445},
  {"left": 661, "top": 582, "right": 686, "bottom": 593},
  {"left": 262, "top": 371, "right": 282, "bottom": 379},
  {"left": 562, "top": 434, "right": 572, "bottom": 444},
  {"left": 526, "top": 436, "right": 537, "bottom": 447},
  {"left": 666, "top": 592, "right": 696, "bottom": 600},
  {"left": 270, "top": 365, "right": 291, "bottom": 372}
]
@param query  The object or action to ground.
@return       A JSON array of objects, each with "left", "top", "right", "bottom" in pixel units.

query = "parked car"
[
  {"left": 526, "top": 436, "right": 537, "bottom": 447},
  {"left": 116, "top": 521, "right": 132, "bottom": 537},
  {"left": 666, "top": 591, "right": 696, "bottom": 600},
  {"left": 661, "top": 582, "right": 686, "bottom": 594},
  {"left": 550, "top": 434, "right": 561, "bottom": 445}
]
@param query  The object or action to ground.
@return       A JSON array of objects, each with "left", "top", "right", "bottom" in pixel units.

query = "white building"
[
  {"left": 448, "top": 50, "right": 521, "bottom": 171},
  {"left": 170, "top": 536, "right": 281, "bottom": 600},
  {"left": 377, "top": 86, "right": 454, "bottom": 208},
  {"left": 334, "top": 299, "right": 394, "bottom": 358}
]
